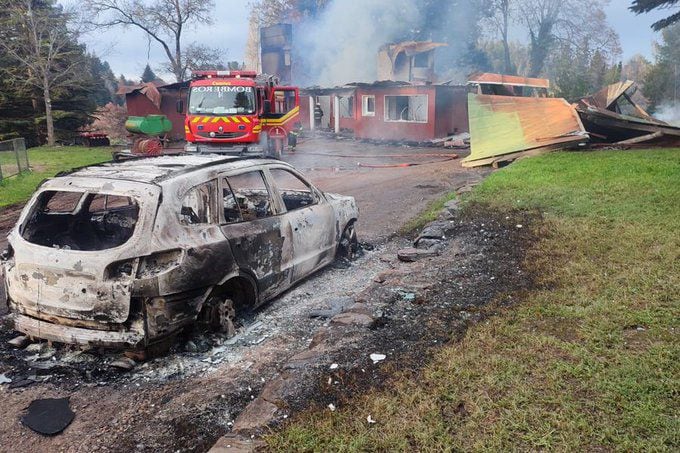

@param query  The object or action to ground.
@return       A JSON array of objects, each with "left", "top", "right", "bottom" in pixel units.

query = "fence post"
[{"left": 14, "top": 139, "right": 22, "bottom": 173}]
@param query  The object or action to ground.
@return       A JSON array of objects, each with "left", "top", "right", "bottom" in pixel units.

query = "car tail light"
[
  {"left": 105, "top": 258, "right": 138, "bottom": 280},
  {"left": 136, "top": 249, "right": 183, "bottom": 279}
]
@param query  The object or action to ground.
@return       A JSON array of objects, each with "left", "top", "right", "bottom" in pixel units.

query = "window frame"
[
  {"left": 179, "top": 179, "right": 219, "bottom": 226},
  {"left": 362, "top": 95, "right": 376, "bottom": 117},
  {"left": 218, "top": 169, "right": 280, "bottom": 224},
  {"left": 383, "top": 94, "right": 429, "bottom": 123},
  {"left": 266, "top": 167, "right": 321, "bottom": 213}
]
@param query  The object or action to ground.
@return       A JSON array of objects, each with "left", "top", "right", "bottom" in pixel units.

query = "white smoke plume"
[
  {"left": 292, "top": 0, "right": 486, "bottom": 87},
  {"left": 295, "top": 0, "right": 422, "bottom": 86},
  {"left": 654, "top": 102, "right": 680, "bottom": 126}
]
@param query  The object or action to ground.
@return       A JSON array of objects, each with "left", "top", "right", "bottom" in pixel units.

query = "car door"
[
  {"left": 265, "top": 166, "right": 336, "bottom": 283},
  {"left": 218, "top": 169, "right": 293, "bottom": 301}
]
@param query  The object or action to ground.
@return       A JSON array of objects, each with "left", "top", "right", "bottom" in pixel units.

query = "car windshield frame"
[{"left": 188, "top": 85, "right": 256, "bottom": 116}]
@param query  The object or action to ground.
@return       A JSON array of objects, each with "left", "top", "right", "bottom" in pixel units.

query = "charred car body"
[{"left": 1, "top": 155, "right": 358, "bottom": 350}]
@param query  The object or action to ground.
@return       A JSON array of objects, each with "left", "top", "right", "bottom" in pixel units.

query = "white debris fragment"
[
  {"left": 0, "top": 373, "right": 12, "bottom": 384},
  {"left": 328, "top": 403, "right": 336, "bottom": 412},
  {"left": 366, "top": 414, "right": 377, "bottom": 424},
  {"left": 516, "top": 224, "right": 523, "bottom": 228},
  {"left": 328, "top": 377, "right": 332, "bottom": 385},
  {"left": 329, "top": 363, "right": 338, "bottom": 370},
  {"left": 370, "top": 353, "right": 386, "bottom": 364}
]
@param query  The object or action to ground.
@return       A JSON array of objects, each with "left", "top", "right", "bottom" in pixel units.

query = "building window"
[
  {"left": 384, "top": 95, "right": 428, "bottom": 123},
  {"left": 362, "top": 95, "right": 376, "bottom": 117},
  {"left": 339, "top": 96, "right": 354, "bottom": 118},
  {"left": 413, "top": 52, "right": 429, "bottom": 68}
]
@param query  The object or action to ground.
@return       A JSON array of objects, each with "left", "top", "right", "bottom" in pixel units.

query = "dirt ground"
[{"left": 0, "top": 139, "right": 508, "bottom": 452}]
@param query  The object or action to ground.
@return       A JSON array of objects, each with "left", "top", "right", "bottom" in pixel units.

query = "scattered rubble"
[
  {"left": 463, "top": 74, "right": 680, "bottom": 168},
  {"left": 8, "top": 335, "right": 30, "bottom": 349},
  {"left": 110, "top": 357, "right": 137, "bottom": 371},
  {"left": 575, "top": 81, "right": 680, "bottom": 146},
  {"left": 369, "top": 353, "right": 387, "bottom": 364}
]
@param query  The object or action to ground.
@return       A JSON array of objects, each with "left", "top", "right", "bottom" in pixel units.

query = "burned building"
[
  {"left": 260, "top": 24, "right": 293, "bottom": 85},
  {"left": 574, "top": 81, "right": 680, "bottom": 145},
  {"left": 377, "top": 41, "right": 447, "bottom": 84},
  {"left": 298, "top": 40, "right": 467, "bottom": 142},
  {"left": 300, "top": 82, "right": 469, "bottom": 142}
]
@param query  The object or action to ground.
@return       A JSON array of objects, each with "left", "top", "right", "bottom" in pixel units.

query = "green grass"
[
  {"left": 0, "top": 146, "right": 113, "bottom": 207},
  {"left": 265, "top": 149, "right": 680, "bottom": 451}
]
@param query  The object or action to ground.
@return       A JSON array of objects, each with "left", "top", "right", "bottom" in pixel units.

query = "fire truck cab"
[{"left": 180, "top": 70, "right": 299, "bottom": 158}]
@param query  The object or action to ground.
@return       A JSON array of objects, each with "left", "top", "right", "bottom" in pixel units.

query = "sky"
[{"left": 62, "top": 0, "right": 670, "bottom": 82}]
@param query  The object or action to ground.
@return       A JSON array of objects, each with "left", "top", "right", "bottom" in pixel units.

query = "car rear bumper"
[{"left": 11, "top": 313, "right": 144, "bottom": 348}]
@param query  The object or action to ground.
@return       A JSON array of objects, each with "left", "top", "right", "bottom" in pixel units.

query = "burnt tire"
[
  {"left": 337, "top": 221, "right": 359, "bottom": 260},
  {"left": 200, "top": 296, "right": 238, "bottom": 338}
]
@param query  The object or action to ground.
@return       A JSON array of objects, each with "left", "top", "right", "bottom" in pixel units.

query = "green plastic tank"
[{"left": 125, "top": 115, "right": 173, "bottom": 136}]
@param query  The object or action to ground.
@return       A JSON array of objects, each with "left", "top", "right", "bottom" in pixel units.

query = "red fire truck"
[{"left": 179, "top": 70, "right": 300, "bottom": 157}]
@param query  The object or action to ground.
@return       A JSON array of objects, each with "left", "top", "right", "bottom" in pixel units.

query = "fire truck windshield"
[{"left": 188, "top": 86, "right": 255, "bottom": 115}]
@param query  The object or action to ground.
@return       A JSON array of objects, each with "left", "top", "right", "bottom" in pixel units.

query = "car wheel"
[
  {"left": 337, "top": 222, "right": 359, "bottom": 260},
  {"left": 216, "top": 297, "right": 237, "bottom": 338},
  {"left": 201, "top": 295, "right": 238, "bottom": 338}
]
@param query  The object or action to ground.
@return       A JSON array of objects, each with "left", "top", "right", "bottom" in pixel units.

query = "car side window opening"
[
  {"left": 269, "top": 168, "right": 317, "bottom": 211},
  {"left": 221, "top": 178, "right": 243, "bottom": 223},
  {"left": 224, "top": 171, "right": 275, "bottom": 221},
  {"left": 181, "top": 181, "right": 216, "bottom": 225}
]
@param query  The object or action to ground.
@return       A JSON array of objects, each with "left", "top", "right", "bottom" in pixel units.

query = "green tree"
[
  {"left": 0, "top": 0, "right": 85, "bottom": 145},
  {"left": 643, "top": 23, "right": 680, "bottom": 110},
  {"left": 630, "top": 0, "right": 680, "bottom": 30},
  {"left": 141, "top": 63, "right": 158, "bottom": 83}
]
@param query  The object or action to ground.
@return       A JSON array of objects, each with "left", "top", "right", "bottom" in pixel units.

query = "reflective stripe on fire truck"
[
  {"left": 260, "top": 106, "right": 300, "bottom": 126},
  {"left": 189, "top": 116, "right": 253, "bottom": 124}
]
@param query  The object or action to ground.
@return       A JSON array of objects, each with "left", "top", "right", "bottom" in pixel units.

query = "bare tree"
[
  {"left": 0, "top": 0, "right": 84, "bottom": 146},
  {"left": 83, "top": 0, "right": 222, "bottom": 81},
  {"left": 486, "top": 0, "right": 515, "bottom": 74},
  {"left": 518, "top": 0, "right": 620, "bottom": 77}
]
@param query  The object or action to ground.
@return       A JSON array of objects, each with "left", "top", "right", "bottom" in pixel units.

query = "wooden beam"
[{"left": 614, "top": 131, "right": 664, "bottom": 145}]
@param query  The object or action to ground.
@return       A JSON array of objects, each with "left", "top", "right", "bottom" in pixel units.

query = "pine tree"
[
  {"left": 141, "top": 64, "right": 158, "bottom": 83},
  {"left": 630, "top": 0, "right": 680, "bottom": 30}
]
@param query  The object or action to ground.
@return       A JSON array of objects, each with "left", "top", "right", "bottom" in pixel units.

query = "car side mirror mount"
[{"left": 176, "top": 99, "right": 184, "bottom": 114}]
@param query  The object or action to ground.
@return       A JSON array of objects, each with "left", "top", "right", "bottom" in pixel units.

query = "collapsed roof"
[{"left": 574, "top": 81, "right": 680, "bottom": 145}]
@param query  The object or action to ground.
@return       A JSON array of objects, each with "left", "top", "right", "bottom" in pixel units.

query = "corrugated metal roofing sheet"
[
  {"left": 579, "top": 80, "right": 634, "bottom": 110},
  {"left": 463, "top": 94, "right": 587, "bottom": 166},
  {"left": 467, "top": 73, "right": 550, "bottom": 89}
]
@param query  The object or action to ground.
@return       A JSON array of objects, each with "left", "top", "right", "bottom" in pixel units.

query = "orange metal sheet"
[{"left": 464, "top": 94, "right": 587, "bottom": 166}]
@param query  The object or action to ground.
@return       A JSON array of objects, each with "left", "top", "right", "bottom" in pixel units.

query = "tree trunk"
[
  {"left": 43, "top": 76, "right": 55, "bottom": 146},
  {"left": 502, "top": 31, "right": 513, "bottom": 75}
]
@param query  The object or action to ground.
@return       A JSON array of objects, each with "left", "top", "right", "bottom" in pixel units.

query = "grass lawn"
[
  {"left": 0, "top": 146, "right": 113, "bottom": 207},
  {"left": 266, "top": 149, "right": 680, "bottom": 451}
]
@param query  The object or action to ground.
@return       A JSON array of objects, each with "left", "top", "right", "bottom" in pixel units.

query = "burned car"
[{"left": 1, "top": 155, "right": 358, "bottom": 352}]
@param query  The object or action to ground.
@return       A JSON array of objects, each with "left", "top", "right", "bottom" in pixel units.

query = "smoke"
[
  {"left": 293, "top": 0, "right": 487, "bottom": 86},
  {"left": 654, "top": 102, "right": 680, "bottom": 126}
]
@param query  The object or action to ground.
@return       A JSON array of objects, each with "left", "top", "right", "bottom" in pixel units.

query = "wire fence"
[{"left": 0, "top": 138, "right": 30, "bottom": 181}]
